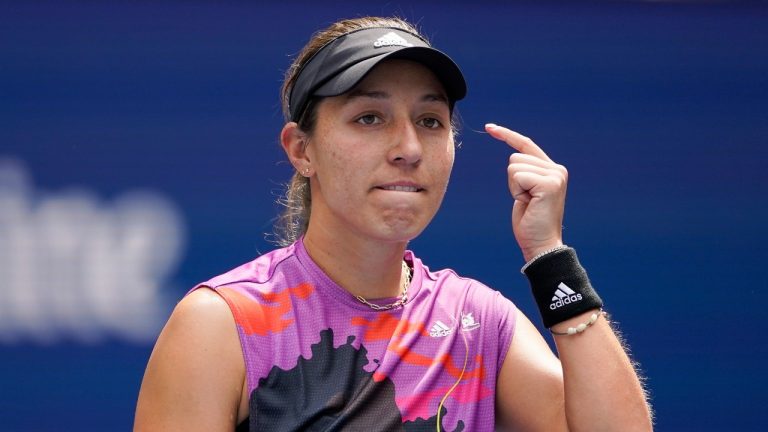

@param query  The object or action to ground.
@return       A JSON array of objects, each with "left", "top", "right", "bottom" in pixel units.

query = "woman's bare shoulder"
[
  {"left": 174, "top": 287, "right": 235, "bottom": 326},
  {"left": 134, "top": 288, "right": 245, "bottom": 431}
]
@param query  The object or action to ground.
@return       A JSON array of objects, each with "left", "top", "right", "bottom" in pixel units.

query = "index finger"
[{"left": 485, "top": 123, "right": 553, "bottom": 163}]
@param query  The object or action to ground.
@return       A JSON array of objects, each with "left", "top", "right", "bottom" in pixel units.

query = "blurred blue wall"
[{"left": 1, "top": 1, "right": 767, "bottom": 430}]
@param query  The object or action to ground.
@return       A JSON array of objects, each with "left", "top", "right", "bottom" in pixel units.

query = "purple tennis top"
[{"left": 192, "top": 238, "right": 518, "bottom": 431}]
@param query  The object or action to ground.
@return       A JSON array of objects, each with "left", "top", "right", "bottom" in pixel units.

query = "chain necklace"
[{"left": 355, "top": 261, "right": 411, "bottom": 311}]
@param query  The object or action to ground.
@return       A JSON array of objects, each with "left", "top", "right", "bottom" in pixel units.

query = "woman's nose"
[{"left": 389, "top": 121, "right": 422, "bottom": 165}]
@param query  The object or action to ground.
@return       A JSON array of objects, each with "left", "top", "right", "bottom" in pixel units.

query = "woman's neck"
[{"left": 302, "top": 224, "right": 409, "bottom": 301}]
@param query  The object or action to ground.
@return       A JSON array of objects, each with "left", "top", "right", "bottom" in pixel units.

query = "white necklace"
[{"left": 355, "top": 261, "right": 411, "bottom": 311}]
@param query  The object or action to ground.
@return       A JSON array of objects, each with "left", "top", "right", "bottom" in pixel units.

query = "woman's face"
[{"left": 305, "top": 59, "right": 455, "bottom": 244}]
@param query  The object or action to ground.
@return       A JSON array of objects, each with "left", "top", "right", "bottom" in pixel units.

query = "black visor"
[{"left": 288, "top": 27, "right": 467, "bottom": 122}]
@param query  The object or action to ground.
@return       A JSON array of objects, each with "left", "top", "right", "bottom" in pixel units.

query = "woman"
[{"left": 135, "top": 17, "right": 652, "bottom": 431}]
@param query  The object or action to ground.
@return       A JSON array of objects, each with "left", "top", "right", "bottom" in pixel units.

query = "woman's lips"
[{"left": 378, "top": 185, "right": 421, "bottom": 192}]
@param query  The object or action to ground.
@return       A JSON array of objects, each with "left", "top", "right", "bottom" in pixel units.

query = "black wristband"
[{"left": 523, "top": 247, "right": 603, "bottom": 328}]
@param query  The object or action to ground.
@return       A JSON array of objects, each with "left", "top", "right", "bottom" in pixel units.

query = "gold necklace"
[{"left": 355, "top": 261, "right": 411, "bottom": 311}]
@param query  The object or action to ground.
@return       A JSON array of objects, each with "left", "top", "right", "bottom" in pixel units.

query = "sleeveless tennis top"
[{"left": 192, "top": 239, "right": 517, "bottom": 431}]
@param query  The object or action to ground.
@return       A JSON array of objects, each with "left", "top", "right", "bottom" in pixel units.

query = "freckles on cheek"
[{"left": 325, "top": 147, "right": 349, "bottom": 170}]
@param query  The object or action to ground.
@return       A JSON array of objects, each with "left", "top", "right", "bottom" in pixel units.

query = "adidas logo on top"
[
  {"left": 550, "top": 282, "right": 583, "bottom": 310},
  {"left": 373, "top": 32, "right": 414, "bottom": 48},
  {"left": 429, "top": 320, "right": 452, "bottom": 338}
]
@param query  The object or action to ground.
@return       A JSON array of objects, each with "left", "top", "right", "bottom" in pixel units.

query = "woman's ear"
[{"left": 280, "top": 122, "right": 312, "bottom": 176}]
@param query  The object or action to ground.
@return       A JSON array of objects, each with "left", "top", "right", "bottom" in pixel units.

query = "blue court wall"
[{"left": 1, "top": 1, "right": 767, "bottom": 430}]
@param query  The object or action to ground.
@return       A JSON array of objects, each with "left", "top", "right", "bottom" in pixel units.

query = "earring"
[{"left": 302, "top": 167, "right": 311, "bottom": 177}]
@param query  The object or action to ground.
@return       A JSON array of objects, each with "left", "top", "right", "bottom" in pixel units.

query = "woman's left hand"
[{"left": 485, "top": 123, "right": 567, "bottom": 262}]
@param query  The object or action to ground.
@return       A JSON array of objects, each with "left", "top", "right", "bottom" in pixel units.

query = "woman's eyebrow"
[{"left": 423, "top": 93, "right": 449, "bottom": 105}]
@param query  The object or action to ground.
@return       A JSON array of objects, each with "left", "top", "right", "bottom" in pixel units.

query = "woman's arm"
[
  {"left": 496, "top": 308, "right": 651, "bottom": 431},
  {"left": 134, "top": 289, "right": 246, "bottom": 431},
  {"left": 487, "top": 123, "right": 652, "bottom": 431}
]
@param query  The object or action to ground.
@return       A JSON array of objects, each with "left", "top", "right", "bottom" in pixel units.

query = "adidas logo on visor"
[
  {"left": 550, "top": 282, "right": 583, "bottom": 310},
  {"left": 373, "top": 32, "right": 414, "bottom": 48}
]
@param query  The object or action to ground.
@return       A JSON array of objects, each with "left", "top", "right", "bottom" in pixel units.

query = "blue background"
[{"left": 1, "top": 1, "right": 767, "bottom": 430}]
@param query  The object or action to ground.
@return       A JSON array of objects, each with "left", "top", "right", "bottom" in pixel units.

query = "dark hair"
[{"left": 274, "top": 17, "right": 451, "bottom": 246}]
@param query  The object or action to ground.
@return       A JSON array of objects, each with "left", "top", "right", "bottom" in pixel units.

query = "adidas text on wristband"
[{"left": 522, "top": 247, "right": 603, "bottom": 328}]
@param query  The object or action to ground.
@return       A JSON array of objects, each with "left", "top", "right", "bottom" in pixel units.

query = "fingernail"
[{"left": 485, "top": 123, "right": 497, "bottom": 129}]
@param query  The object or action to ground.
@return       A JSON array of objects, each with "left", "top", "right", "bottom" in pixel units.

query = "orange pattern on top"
[
  {"left": 352, "top": 313, "right": 485, "bottom": 382},
  {"left": 387, "top": 347, "right": 485, "bottom": 381},
  {"left": 350, "top": 313, "right": 428, "bottom": 341},
  {"left": 218, "top": 283, "right": 314, "bottom": 336}
]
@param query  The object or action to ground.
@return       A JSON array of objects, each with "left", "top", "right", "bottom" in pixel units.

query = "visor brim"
[{"left": 313, "top": 46, "right": 467, "bottom": 102}]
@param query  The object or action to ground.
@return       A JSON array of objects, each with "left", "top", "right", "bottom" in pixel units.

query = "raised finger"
[{"left": 486, "top": 123, "right": 553, "bottom": 163}]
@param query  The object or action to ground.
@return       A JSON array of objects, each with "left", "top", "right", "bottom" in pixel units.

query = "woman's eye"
[
  {"left": 356, "top": 114, "right": 381, "bottom": 125},
  {"left": 418, "top": 117, "right": 442, "bottom": 129}
]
